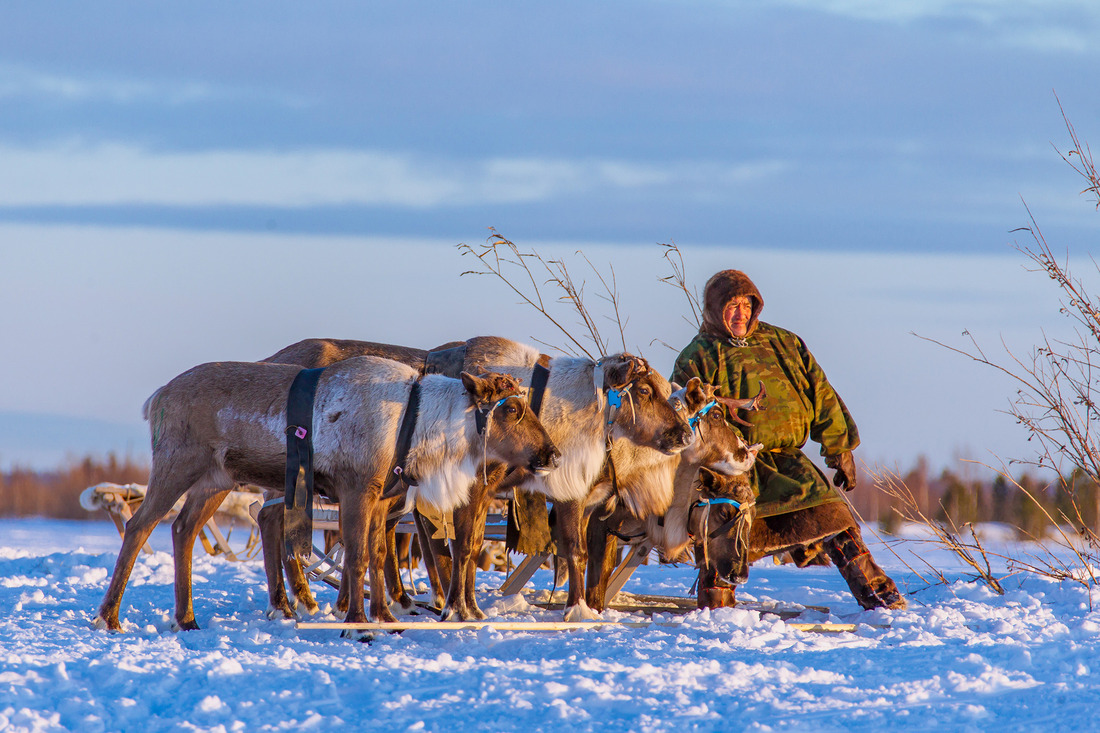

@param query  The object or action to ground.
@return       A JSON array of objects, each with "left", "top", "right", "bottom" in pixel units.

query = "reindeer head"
[
  {"left": 460, "top": 371, "right": 561, "bottom": 475},
  {"left": 670, "top": 378, "right": 766, "bottom": 467},
  {"left": 688, "top": 463, "right": 758, "bottom": 596},
  {"left": 599, "top": 353, "right": 694, "bottom": 455}
]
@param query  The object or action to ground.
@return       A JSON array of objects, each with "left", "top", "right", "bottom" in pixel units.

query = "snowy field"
[{"left": 2, "top": 518, "right": 1099, "bottom": 732}]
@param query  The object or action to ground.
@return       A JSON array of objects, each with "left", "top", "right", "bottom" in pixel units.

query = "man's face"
[{"left": 723, "top": 296, "right": 753, "bottom": 337}]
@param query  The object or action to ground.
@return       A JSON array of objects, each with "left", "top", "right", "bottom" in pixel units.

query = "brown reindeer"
[
  {"left": 687, "top": 466, "right": 758, "bottom": 608},
  {"left": 93, "top": 356, "right": 559, "bottom": 631},
  {"left": 151, "top": 338, "right": 455, "bottom": 628},
  {"left": 583, "top": 379, "right": 763, "bottom": 611}
]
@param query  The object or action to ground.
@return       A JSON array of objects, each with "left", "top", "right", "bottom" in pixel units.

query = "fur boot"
[{"left": 823, "top": 526, "right": 907, "bottom": 610}]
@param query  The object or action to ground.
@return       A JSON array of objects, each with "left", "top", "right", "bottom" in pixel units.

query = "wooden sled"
[{"left": 80, "top": 482, "right": 263, "bottom": 560}]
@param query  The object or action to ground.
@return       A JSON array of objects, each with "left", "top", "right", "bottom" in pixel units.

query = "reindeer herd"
[{"left": 94, "top": 335, "right": 766, "bottom": 635}]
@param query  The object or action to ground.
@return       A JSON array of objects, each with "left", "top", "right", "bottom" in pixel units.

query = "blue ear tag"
[{"left": 607, "top": 388, "right": 623, "bottom": 408}]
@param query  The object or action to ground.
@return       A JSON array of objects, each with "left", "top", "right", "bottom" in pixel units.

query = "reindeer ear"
[
  {"left": 460, "top": 371, "right": 490, "bottom": 404},
  {"left": 600, "top": 356, "right": 635, "bottom": 390},
  {"left": 695, "top": 465, "right": 720, "bottom": 491},
  {"left": 670, "top": 381, "right": 682, "bottom": 392},
  {"left": 685, "top": 377, "right": 706, "bottom": 412}
]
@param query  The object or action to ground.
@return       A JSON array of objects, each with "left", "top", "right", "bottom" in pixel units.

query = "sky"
[{"left": 1, "top": 1, "right": 1098, "bottom": 476}]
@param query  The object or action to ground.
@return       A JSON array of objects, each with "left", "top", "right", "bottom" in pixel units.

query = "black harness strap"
[
  {"left": 505, "top": 355, "right": 552, "bottom": 543},
  {"left": 284, "top": 367, "right": 326, "bottom": 561},
  {"left": 381, "top": 381, "right": 422, "bottom": 499},
  {"left": 608, "top": 527, "right": 646, "bottom": 542},
  {"left": 529, "top": 355, "right": 551, "bottom": 416}
]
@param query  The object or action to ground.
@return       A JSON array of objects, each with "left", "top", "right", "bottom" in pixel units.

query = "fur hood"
[{"left": 701, "top": 269, "right": 764, "bottom": 339}]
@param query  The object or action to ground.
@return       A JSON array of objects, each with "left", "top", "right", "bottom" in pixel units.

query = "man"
[{"left": 672, "top": 269, "right": 905, "bottom": 610}]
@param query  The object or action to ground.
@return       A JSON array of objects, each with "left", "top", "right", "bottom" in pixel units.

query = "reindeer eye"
[{"left": 637, "top": 387, "right": 651, "bottom": 398}]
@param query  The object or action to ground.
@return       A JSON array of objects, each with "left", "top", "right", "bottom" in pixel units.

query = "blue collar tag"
[
  {"left": 607, "top": 388, "right": 624, "bottom": 408},
  {"left": 689, "top": 400, "right": 718, "bottom": 429},
  {"left": 696, "top": 497, "right": 741, "bottom": 509}
]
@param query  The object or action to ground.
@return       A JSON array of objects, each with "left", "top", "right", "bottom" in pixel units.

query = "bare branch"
[
  {"left": 457, "top": 231, "right": 595, "bottom": 359},
  {"left": 658, "top": 242, "right": 702, "bottom": 331}
]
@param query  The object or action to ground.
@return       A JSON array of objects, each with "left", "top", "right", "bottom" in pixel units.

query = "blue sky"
[{"left": 2, "top": 1, "right": 1098, "bottom": 474}]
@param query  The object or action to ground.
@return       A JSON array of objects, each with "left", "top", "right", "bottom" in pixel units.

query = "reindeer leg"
[
  {"left": 463, "top": 469, "right": 504, "bottom": 619},
  {"left": 413, "top": 510, "right": 450, "bottom": 609},
  {"left": 280, "top": 508, "right": 321, "bottom": 616},
  {"left": 172, "top": 489, "right": 232, "bottom": 630},
  {"left": 444, "top": 495, "right": 482, "bottom": 620},
  {"left": 366, "top": 492, "right": 398, "bottom": 623},
  {"left": 334, "top": 509, "right": 350, "bottom": 617},
  {"left": 552, "top": 499, "right": 598, "bottom": 621},
  {"left": 95, "top": 461, "right": 212, "bottom": 632},
  {"left": 257, "top": 498, "right": 297, "bottom": 619},
  {"left": 339, "top": 488, "right": 374, "bottom": 630},
  {"left": 583, "top": 514, "right": 618, "bottom": 612},
  {"left": 383, "top": 499, "right": 414, "bottom": 613}
]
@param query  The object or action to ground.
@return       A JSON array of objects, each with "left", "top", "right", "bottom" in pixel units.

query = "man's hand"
[{"left": 825, "top": 451, "right": 857, "bottom": 492}]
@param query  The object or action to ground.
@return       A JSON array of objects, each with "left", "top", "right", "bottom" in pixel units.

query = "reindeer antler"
[{"left": 715, "top": 381, "right": 767, "bottom": 426}]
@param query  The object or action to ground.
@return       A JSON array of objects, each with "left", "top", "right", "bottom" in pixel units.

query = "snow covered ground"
[{"left": 2, "top": 517, "right": 1099, "bottom": 732}]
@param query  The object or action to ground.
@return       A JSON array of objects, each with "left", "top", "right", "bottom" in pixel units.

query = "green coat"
[{"left": 671, "top": 322, "right": 858, "bottom": 518}]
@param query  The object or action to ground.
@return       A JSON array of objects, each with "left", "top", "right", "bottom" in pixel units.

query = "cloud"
[
  {"left": 764, "top": 0, "right": 1100, "bottom": 52},
  {"left": 0, "top": 142, "right": 790, "bottom": 209},
  {"left": 0, "top": 63, "right": 304, "bottom": 107}
]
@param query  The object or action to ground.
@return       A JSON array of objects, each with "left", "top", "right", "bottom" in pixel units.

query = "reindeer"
[
  {"left": 583, "top": 379, "right": 763, "bottom": 611},
  {"left": 93, "top": 356, "right": 559, "bottom": 631}
]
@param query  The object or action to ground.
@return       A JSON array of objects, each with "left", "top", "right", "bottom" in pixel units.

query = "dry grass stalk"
[
  {"left": 457, "top": 229, "right": 629, "bottom": 358},
  {"left": 867, "top": 465, "right": 1008, "bottom": 595},
  {"left": 982, "top": 460, "right": 1100, "bottom": 610}
]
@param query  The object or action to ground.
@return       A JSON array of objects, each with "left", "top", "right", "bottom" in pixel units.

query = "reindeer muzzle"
[
  {"left": 657, "top": 421, "right": 695, "bottom": 455},
  {"left": 530, "top": 444, "right": 562, "bottom": 475}
]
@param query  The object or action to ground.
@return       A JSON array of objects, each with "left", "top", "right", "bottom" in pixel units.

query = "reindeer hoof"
[
  {"left": 91, "top": 614, "right": 121, "bottom": 632},
  {"left": 176, "top": 618, "right": 201, "bottom": 631},
  {"left": 265, "top": 604, "right": 296, "bottom": 620},
  {"left": 563, "top": 601, "right": 599, "bottom": 622},
  {"left": 296, "top": 602, "right": 325, "bottom": 619},
  {"left": 340, "top": 628, "right": 376, "bottom": 643},
  {"left": 389, "top": 596, "right": 415, "bottom": 614}
]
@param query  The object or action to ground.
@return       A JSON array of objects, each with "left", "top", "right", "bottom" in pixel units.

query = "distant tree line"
[
  {"left": 0, "top": 454, "right": 149, "bottom": 520},
  {"left": 2, "top": 451, "right": 1093, "bottom": 540},
  {"left": 846, "top": 457, "right": 1099, "bottom": 539}
]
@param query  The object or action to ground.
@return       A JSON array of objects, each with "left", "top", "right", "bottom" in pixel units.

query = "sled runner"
[{"left": 296, "top": 618, "right": 861, "bottom": 634}]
